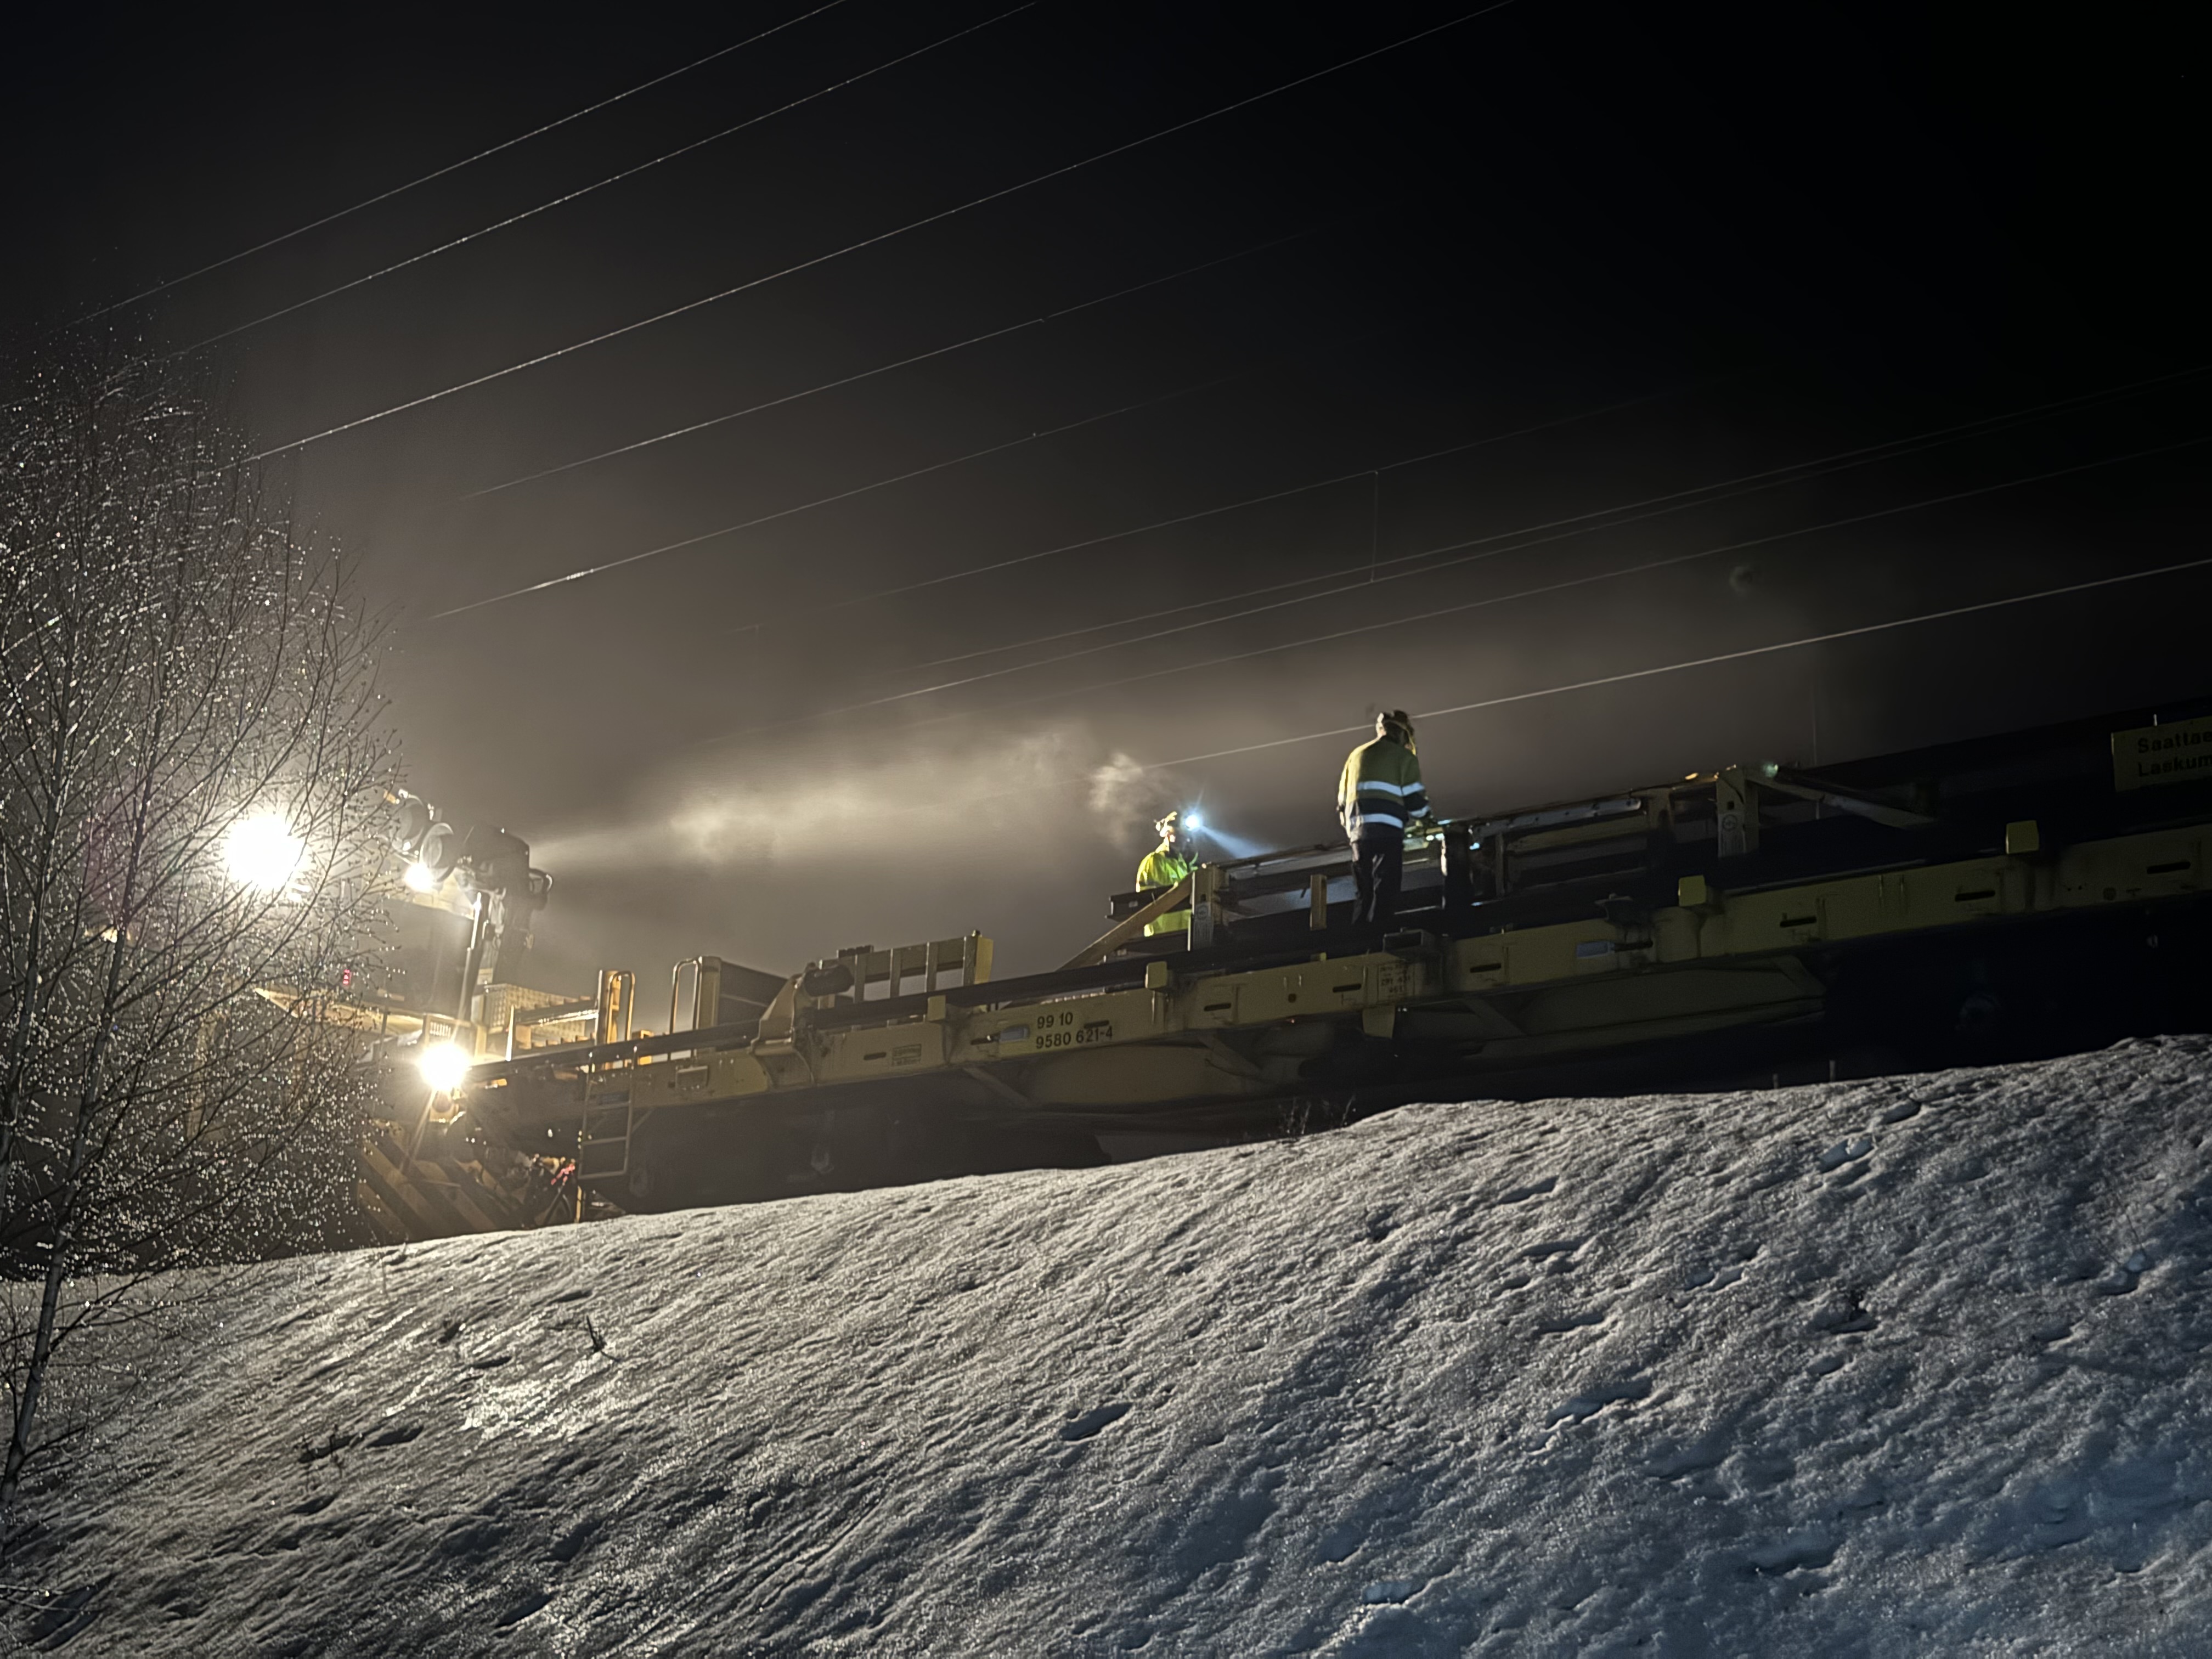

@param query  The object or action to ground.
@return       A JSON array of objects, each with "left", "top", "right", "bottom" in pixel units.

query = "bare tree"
[{"left": 0, "top": 352, "right": 397, "bottom": 1528}]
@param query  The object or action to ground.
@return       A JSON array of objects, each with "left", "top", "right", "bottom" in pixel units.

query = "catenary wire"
[
  {"left": 795, "top": 390, "right": 1689, "bottom": 623},
  {"left": 425, "top": 369, "right": 1250, "bottom": 619},
  {"left": 459, "top": 223, "right": 1326, "bottom": 499},
  {"left": 806, "top": 362, "right": 2212, "bottom": 630},
  {"left": 687, "top": 430, "right": 2212, "bottom": 751},
  {"left": 57, "top": 0, "right": 853, "bottom": 330},
  {"left": 826, "top": 366, "right": 2208, "bottom": 701},
  {"left": 166, "top": 5, "right": 1036, "bottom": 360},
  {"left": 441, "top": 368, "right": 1660, "bottom": 622},
  {"left": 890, "top": 431, "right": 2212, "bottom": 732},
  {"left": 426, "top": 356, "right": 2200, "bottom": 631},
  {"left": 245, "top": 2, "right": 1521, "bottom": 463},
  {"left": 708, "top": 381, "right": 1691, "bottom": 634},
  {"left": 847, "top": 551, "right": 2212, "bottom": 827},
  {"left": 905, "top": 553, "right": 2212, "bottom": 821},
  {"left": 424, "top": 318, "right": 1413, "bottom": 620},
  {"left": 1135, "top": 552, "right": 2212, "bottom": 780}
]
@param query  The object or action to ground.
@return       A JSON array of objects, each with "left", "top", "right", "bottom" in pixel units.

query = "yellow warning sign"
[{"left": 2112, "top": 714, "right": 2212, "bottom": 792}]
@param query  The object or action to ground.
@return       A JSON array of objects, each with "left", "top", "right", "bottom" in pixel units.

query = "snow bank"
[{"left": 18, "top": 1038, "right": 2212, "bottom": 1655}]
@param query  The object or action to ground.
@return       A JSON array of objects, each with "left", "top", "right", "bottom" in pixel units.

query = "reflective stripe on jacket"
[
  {"left": 1338, "top": 734, "right": 1428, "bottom": 839},
  {"left": 1136, "top": 847, "right": 1192, "bottom": 934}
]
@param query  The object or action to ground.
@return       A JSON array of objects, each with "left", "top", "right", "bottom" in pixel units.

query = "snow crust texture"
[{"left": 27, "top": 1037, "right": 2212, "bottom": 1656}]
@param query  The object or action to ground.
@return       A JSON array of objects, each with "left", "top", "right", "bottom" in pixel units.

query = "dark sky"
[{"left": 8, "top": 2, "right": 2205, "bottom": 991}]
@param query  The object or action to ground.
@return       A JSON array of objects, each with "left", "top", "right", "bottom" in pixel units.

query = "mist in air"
[{"left": 8, "top": 4, "right": 2200, "bottom": 995}]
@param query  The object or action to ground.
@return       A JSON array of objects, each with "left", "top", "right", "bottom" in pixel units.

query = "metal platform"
[{"left": 442, "top": 698, "right": 2212, "bottom": 1214}]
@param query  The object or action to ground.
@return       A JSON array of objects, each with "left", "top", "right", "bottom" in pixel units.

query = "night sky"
[{"left": 8, "top": 2, "right": 2205, "bottom": 991}]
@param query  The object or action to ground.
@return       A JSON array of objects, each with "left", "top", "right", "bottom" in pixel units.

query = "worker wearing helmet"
[
  {"left": 1338, "top": 709, "right": 1430, "bottom": 929},
  {"left": 1135, "top": 810, "right": 1193, "bottom": 935}
]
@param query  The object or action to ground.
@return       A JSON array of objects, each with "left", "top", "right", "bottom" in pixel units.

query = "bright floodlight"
[
  {"left": 403, "top": 860, "right": 439, "bottom": 893},
  {"left": 417, "top": 1041, "right": 473, "bottom": 1093},
  {"left": 223, "top": 813, "right": 304, "bottom": 891},
  {"left": 1183, "top": 810, "right": 1206, "bottom": 834}
]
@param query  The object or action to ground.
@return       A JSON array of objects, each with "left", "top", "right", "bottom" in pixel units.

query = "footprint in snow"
[
  {"left": 2095, "top": 1255, "right": 2149, "bottom": 1296},
  {"left": 1650, "top": 1429, "right": 1730, "bottom": 1479},
  {"left": 494, "top": 1589, "right": 555, "bottom": 1628},
  {"left": 1532, "top": 1310, "right": 1607, "bottom": 1335},
  {"left": 1060, "top": 1403, "right": 1132, "bottom": 1441},
  {"left": 1549, "top": 1379, "right": 1650, "bottom": 1423},
  {"left": 1734, "top": 1452, "right": 1796, "bottom": 1489},
  {"left": 298, "top": 1430, "right": 359, "bottom": 1465},
  {"left": 1317, "top": 1522, "right": 1363, "bottom": 1563},
  {"left": 1818, "top": 1135, "right": 1874, "bottom": 1173},
  {"left": 1808, "top": 1299, "right": 1877, "bottom": 1335},
  {"left": 1742, "top": 1531, "right": 1836, "bottom": 1575}
]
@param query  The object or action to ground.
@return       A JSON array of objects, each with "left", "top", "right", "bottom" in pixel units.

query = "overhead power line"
[
  {"left": 460, "top": 223, "right": 1324, "bottom": 499},
  {"left": 425, "top": 369, "right": 1249, "bottom": 619},
  {"left": 168, "top": 4, "right": 1036, "bottom": 360},
  {"left": 685, "top": 428, "right": 2212, "bottom": 752},
  {"left": 427, "top": 356, "right": 2202, "bottom": 631},
  {"left": 799, "top": 389, "right": 1691, "bottom": 621},
  {"left": 426, "top": 319, "right": 1417, "bottom": 620},
  {"left": 862, "top": 549, "right": 2212, "bottom": 826},
  {"left": 60, "top": 0, "right": 853, "bottom": 329},
  {"left": 843, "top": 363, "right": 2210, "bottom": 693},
  {"left": 810, "top": 362, "right": 2212, "bottom": 632},
  {"left": 898, "top": 431, "right": 2212, "bottom": 733},
  {"left": 1138, "top": 552, "right": 2212, "bottom": 780},
  {"left": 246, "top": 1, "right": 1521, "bottom": 463},
  {"left": 431, "top": 370, "right": 1668, "bottom": 622}
]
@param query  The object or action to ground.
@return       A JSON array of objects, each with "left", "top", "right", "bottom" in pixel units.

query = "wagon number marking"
[{"left": 1029, "top": 1008, "right": 1114, "bottom": 1049}]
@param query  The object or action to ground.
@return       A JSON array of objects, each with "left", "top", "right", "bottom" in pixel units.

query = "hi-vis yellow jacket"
[
  {"left": 1338, "top": 733, "right": 1428, "bottom": 840},
  {"left": 1135, "top": 845, "right": 1192, "bottom": 934}
]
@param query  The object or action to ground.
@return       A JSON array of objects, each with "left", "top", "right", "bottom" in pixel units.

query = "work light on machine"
[
  {"left": 416, "top": 1040, "right": 473, "bottom": 1093},
  {"left": 387, "top": 790, "right": 461, "bottom": 892},
  {"left": 222, "top": 812, "right": 306, "bottom": 891}
]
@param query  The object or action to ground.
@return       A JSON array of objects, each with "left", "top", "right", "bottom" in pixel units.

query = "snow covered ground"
[{"left": 14, "top": 1036, "right": 2212, "bottom": 1656}]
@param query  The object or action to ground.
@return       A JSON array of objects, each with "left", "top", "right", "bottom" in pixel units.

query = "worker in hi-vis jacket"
[
  {"left": 1135, "top": 810, "right": 1193, "bottom": 935},
  {"left": 1338, "top": 709, "right": 1430, "bottom": 929}
]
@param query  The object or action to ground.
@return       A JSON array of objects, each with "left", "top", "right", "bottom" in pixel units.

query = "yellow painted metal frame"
[{"left": 499, "top": 819, "right": 2207, "bottom": 1125}]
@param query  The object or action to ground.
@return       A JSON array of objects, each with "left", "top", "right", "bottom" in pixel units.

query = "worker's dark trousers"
[{"left": 1351, "top": 831, "right": 1404, "bottom": 929}]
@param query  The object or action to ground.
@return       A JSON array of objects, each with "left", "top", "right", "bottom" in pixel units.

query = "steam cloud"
[
  {"left": 1085, "top": 751, "right": 1176, "bottom": 851},
  {"left": 534, "top": 723, "right": 1171, "bottom": 876}
]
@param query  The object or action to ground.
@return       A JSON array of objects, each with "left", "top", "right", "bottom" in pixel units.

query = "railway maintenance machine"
[{"left": 424, "top": 697, "right": 2211, "bottom": 1222}]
